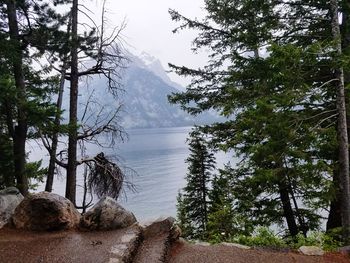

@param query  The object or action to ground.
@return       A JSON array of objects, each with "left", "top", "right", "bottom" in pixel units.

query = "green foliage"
[
  {"left": 0, "top": 135, "right": 15, "bottom": 189},
  {"left": 26, "top": 160, "right": 47, "bottom": 190},
  {"left": 232, "top": 228, "right": 287, "bottom": 248},
  {"left": 177, "top": 127, "right": 216, "bottom": 240},
  {"left": 216, "top": 228, "right": 344, "bottom": 251},
  {"left": 207, "top": 169, "right": 252, "bottom": 241},
  {"left": 0, "top": 1, "right": 72, "bottom": 192},
  {"left": 207, "top": 207, "right": 236, "bottom": 242},
  {"left": 170, "top": 0, "right": 345, "bottom": 238},
  {"left": 176, "top": 192, "right": 196, "bottom": 238},
  {"left": 285, "top": 231, "right": 344, "bottom": 251}
]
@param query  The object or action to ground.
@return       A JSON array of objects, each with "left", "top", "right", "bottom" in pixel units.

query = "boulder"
[
  {"left": 12, "top": 192, "right": 80, "bottom": 231},
  {"left": 298, "top": 246, "right": 324, "bottom": 256},
  {"left": 0, "top": 187, "right": 23, "bottom": 228},
  {"left": 80, "top": 197, "right": 137, "bottom": 230}
]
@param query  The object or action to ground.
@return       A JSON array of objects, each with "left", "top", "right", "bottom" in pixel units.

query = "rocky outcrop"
[
  {"left": 0, "top": 187, "right": 23, "bottom": 228},
  {"left": 12, "top": 192, "right": 80, "bottom": 231},
  {"left": 80, "top": 197, "right": 137, "bottom": 230},
  {"left": 133, "top": 217, "right": 180, "bottom": 263},
  {"left": 108, "top": 225, "right": 143, "bottom": 263},
  {"left": 142, "top": 217, "right": 176, "bottom": 239}
]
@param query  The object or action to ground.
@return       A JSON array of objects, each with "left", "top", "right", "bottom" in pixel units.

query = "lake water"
[{"left": 32, "top": 126, "right": 231, "bottom": 222}]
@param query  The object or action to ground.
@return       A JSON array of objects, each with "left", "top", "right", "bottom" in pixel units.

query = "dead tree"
[{"left": 39, "top": 0, "right": 127, "bottom": 202}]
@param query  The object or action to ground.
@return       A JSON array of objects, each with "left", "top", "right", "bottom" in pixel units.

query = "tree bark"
[
  {"left": 278, "top": 181, "right": 299, "bottom": 237},
  {"left": 66, "top": 0, "right": 79, "bottom": 204},
  {"left": 200, "top": 156, "right": 208, "bottom": 234},
  {"left": 46, "top": 15, "right": 71, "bottom": 192},
  {"left": 6, "top": 1, "right": 28, "bottom": 196},
  {"left": 45, "top": 66, "right": 66, "bottom": 192},
  {"left": 327, "top": 169, "right": 343, "bottom": 231},
  {"left": 330, "top": 0, "right": 350, "bottom": 243}
]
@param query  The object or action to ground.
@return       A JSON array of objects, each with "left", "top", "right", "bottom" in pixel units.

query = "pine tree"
[
  {"left": 0, "top": 1, "right": 66, "bottom": 194},
  {"left": 207, "top": 169, "right": 237, "bottom": 241},
  {"left": 169, "top": 0, "right": 350, "bottom": 240},
  {"left": 177, "top": 128, "right": 216, "bottom": 239}
]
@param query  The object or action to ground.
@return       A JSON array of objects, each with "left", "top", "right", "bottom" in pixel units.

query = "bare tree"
[
  {"left": 39, "top": 0, "right": 127, "bottom": 203},
  {"left": 41, "top": 88, "right": 134, "bottom": 210}
]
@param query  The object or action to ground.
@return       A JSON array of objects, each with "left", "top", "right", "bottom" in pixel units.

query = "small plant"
[
  {"left": 231, "top": 227, "right": 287, "bottom": 248},
  {"left": 218, "top": 228, "right": 344, "bottom": 251},
  {"left": 282, "top": 230, "right": 343, "bottom": 251}
]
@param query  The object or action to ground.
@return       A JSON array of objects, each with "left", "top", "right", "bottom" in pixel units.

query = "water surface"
[{"left": 33, "top": 126, "right": 232, "bottom": 222}]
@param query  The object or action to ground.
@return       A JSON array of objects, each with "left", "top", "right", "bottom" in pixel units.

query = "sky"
[{"left": 84, "top": 0, "right": 208, "bottom": 86}]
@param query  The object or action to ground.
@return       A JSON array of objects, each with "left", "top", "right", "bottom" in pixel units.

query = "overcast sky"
[{"left": 85, "top": 0, "right": 208, "bottom": 86}]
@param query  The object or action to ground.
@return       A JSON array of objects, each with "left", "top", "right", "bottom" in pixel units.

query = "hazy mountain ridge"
[{"left": 73, "top": 51, "right": 220, "bottom": 129}]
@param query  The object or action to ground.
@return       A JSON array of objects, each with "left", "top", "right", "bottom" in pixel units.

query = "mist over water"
[{"left": 31, "top": 126, "right": 232, "bottom": 222}]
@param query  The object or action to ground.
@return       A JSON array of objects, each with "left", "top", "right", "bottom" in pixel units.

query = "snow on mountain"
[
  {"left": 70, "top": 50, "right": 220, "bottom": 129},
  {"left": 127, "top": 50, "right": 185, "bottom": 91},
  {"left": 138, "top": 51, "right": 157, "bottom": 66}
]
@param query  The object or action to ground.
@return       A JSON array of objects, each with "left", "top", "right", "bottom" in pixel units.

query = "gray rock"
[
  {"left": 142, "top": 217, "right": 176, "bottom": 239},
  {"left": 0, "top": 187, "right": 23, "bottom": 228},
  {"left": 0, "top": 187, "right": 21, "bottom": 195},
  {"left": 220, "top": 242, "right": 251, "bottom": 250},
  {"left": 298, "top": 246, "right": 324, "bottom": 256},
  {"left": 12, "top": 192, "right": 80, "bottom": 231},
  {"left": 338, "top": 245, "right": 350, "bottom": 255},
  {"left": 194, "top": 241, "right": 211, "bottom": 246},
  {"left": 170, "top": 224, "right": 182, "bottom": 241},
  {"left": 80, "top": 197, "right": 137, "bottom": 230}
]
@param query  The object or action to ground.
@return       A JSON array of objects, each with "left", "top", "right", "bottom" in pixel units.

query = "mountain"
[{"left": 74, "top": 51, "right": 220, "bottom": 129}]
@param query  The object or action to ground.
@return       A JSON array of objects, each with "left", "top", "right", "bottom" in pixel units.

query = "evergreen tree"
[
  {"left": 176, "top": 192, "right": 195, "bottom": 238},
  {"left": 0, "top": 0, "right": 65, "bottom": 194},
  {"left": 169, "top": 0, "right": 350, "bottom": 241},
  {"left": 207, "top": 168, "right": 237, "bottom": 241},
  {"left": 177, "top": 128, "right": 216, "bottom": 239}
]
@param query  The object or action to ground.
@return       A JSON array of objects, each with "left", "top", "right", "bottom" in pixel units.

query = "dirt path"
[
  {"left": 1, "top": 227, "right": 350, "bottom": 263},
  {"left": 0, "top": 227, "right": 140, "bottom": 263},
  {"left": 169, "top": 240, "right": 350, "bottom": 263}
]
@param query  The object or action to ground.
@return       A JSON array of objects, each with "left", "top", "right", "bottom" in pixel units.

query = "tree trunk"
[
  {"left": 6, "top": 1, "right": 28, "bottom": 196},
  {"left": 66, "top": 0, "right": 78, "bottom": 204},
  {"left": 288, "top": 183, "right": 308, "bottom": 236},
  {"left": 278, "top": 181, "right": 299, "bottom": 237},
  {"left": 46, "top": 17, "right": 71, "bottom": 192},
  {"left": 327, "top": 169, "right": 343, "bottom": 231},
  {"left": 201, "top": 157, "right": 208, "bottom": 233},
  {"left": 45, "top": 66, "right": 66, "bottom": 192},
  {"left": 330, "top": 0, "right": 350, "bottom": 243}
]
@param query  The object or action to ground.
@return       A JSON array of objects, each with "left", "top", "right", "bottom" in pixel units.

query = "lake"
[{"left": 32, "top": 126, "right": 231, "bottom": 222}]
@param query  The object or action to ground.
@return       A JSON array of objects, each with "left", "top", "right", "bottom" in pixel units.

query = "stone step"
[
  {"left": 133, "top": 233, "right": 170, "bottom": 263},
  {"left": 133, "top": 217, "right": 180, "bottom": 263},
  {"left": 107, "top": 224, "right": 143, "bottom": 263}
]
